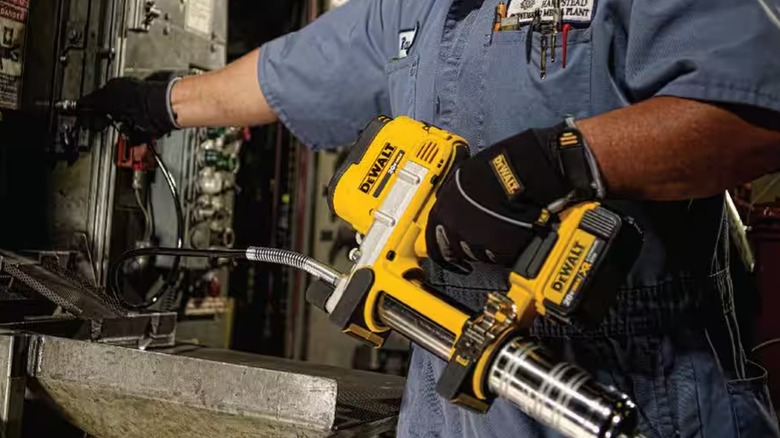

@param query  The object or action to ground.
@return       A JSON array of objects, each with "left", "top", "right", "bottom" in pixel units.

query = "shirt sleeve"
[
  {"left": 625, "top": 0, "right": 780, "bottom": 113},
  {"left": 258, "top": 0, "right": 405, "bottom": 150}
]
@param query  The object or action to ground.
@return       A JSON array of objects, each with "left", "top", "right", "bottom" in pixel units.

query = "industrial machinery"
[
  {"left": 0, "top": 0, "right": 236, "bottom": 339},
  {"left": 303, "top": 116, "right": 644, "bottom": 438},
  {"left": 0, "top": 0, "right": 410, "bottom": 435},
  {"left": 0, "top": 0, "right": 240, "bottom": 341}
]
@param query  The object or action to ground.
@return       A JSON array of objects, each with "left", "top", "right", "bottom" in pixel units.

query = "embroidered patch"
[
  {"left": 398, "top": 24, "right": 418, "bottom": 59},
  {"left": 506, "top": 0, "right": 595, "bottom": 24},
  {"left": 490, "top": 153, "right": 524, "bottom": 198}
]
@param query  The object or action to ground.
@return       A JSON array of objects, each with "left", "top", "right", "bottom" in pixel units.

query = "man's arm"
[
  {"left": 579, "top": 97, "right": 780, "bottom": 201},
  {"left": 425, "top": 98, "right": 780, "bottom": 267},
  {"left": 77, "top": 0, "right": 407, "bottom": 148},
  {"left": 170, "top": 49, "right": 278, "bottom": 128},
  {"left": 75, "top": 49, "right": 278, "bottom": 137}
]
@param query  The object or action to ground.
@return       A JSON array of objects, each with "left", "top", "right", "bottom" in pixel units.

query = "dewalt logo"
[
  {"left": 490, "top": 153, "right": 523, "bottom": 197},
  {"left": 359, "top": 143, "right": 396, "bottom": 194},
  {"left": 551, "top": 241, "right": 586, "bottom": 293}
]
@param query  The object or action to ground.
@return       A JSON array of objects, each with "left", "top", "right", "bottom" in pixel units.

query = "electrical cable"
[
  {"left": 110, "top": 248, "right": 241, "bottom": 310},
  {"left": 115, "top": 248, "right": 247, "bottom": 259},
  {"left": 111, "top": 137, "right": 185, "bottom": 310},
  {"left": 151, "top": 139, "right": 185, "bottom": 310}
]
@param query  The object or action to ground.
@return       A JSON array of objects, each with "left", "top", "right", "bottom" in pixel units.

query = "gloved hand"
[
  {"left": 76, "top": 77, "right": 179, "bottom": 141},
  {"left": 426, "top": 122, "right": 604, "bottom": 270}
]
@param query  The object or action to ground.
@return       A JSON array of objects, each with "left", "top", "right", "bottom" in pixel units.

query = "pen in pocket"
[{"left": 493, "top": 2, "right": 507, "bottom": 32}]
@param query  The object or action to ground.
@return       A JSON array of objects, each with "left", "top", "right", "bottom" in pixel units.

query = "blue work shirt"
[{"left": 258, "top": 0, "right": 780, "bottom": 436}]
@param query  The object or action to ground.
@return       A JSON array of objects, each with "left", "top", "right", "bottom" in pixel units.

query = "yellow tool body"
[
  {"left": 326, "top": 116, "right": 471, "bottom": 338},
  {"left": 308, "top": 116, "right": 641, "bottom": 437}
]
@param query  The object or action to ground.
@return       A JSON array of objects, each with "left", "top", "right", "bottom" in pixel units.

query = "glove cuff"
[
  {"left": 563, "top": 117, "right": 606, "bottom": 199},
  {"left": 535, "top": 119, "right": 606, "bottom": 202},
  {"left": 166, "top": 77, "right": 183, "bottom": 129},
  {"left": 145, "top": 80, "right": 179, "bottom": 135}
]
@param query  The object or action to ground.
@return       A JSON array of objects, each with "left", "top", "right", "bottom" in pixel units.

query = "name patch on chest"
[
  {"left": 506, "top": 0, "right": 595, "bottom": 24},
  {"left": 398, "top": 25, "right": 418, "bottom": 59}
]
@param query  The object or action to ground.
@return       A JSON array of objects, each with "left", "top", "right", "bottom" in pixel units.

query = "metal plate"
[
  {"left": 174, "top": 347, "right": 405, "bottom": 431},
  {"left": 123, "top": 0, "right": 227, "bottom": 76},
  {"left": 27, "top": 336, "right": 404, "bottom": 437},
  {"left": 185, "top": 0, "right": 214, "bottom": 36}
]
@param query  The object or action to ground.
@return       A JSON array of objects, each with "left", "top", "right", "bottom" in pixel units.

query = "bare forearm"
[
  {"left": 579, "top": 97, "right": 780, "bottom": 201},
  {"left": 170, "top": 49, "right": 278, "bottom": 128}
]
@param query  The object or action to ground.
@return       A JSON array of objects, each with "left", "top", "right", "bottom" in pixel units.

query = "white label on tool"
[
  {"left": 506, "top": 0, "right": 595, "bottom": 24},
  {"left": 185, "top": 0, "right": 213, "bottom": 36},
  {"left": 398, "top": 26, "right": 417, "bottom": 59}
]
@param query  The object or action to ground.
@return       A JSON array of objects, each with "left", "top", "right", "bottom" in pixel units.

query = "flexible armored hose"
[
  {"left": 244, "top": 247, "right": 342, "bottom": 287},
  {"left": 110, "top": 246, "right": 342, "bottom": 311}
]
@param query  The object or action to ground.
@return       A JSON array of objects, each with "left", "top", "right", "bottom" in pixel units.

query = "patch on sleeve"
[
  {"left": 398, "top": 24, "right": 418, "bottom": 59},
  {"left": 506, "top": 0, "right": 595, "bottom": 24},
  {"left": 490, "top": 153, "right": 524, "bottom": 198}
]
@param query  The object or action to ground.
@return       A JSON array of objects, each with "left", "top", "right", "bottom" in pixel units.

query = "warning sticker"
[
  {"left": 0, "top": 1, "right": 27, "bottom": 110},
  {"left": 185, "top": 0, "right": 213, "bottom": 36},
  {"left": 1, "top": 0, "right": 27, "bottom": 10},
  {"left": 506, "top": 0, "right": 595, "bottom": 24}
]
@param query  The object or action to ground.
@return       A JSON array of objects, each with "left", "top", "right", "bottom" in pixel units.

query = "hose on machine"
[{"left": 109, "top": 246, "right": 343, "bottom": 311}]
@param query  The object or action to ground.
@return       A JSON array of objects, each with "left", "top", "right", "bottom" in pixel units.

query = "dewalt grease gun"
[
  {"left": 110, "top": 115, "right": 644, "bottom": 438},
  {"left": 305, "top": 116, "right": 645, "bottom": 438}
]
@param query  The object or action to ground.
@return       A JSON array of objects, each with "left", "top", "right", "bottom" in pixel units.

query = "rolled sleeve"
[
  {"left": 258, "top": 0, "right": 404, "bottom": 150},
  {"left": 625, "top": 0, "right": 780, "bottom": 113}
]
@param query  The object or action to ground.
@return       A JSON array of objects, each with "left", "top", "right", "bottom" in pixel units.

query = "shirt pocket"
[
  {"left": 483, "top": 27, "right": 593, "bottom": 141},
  {"left": 385, "top": 54, "right": 419, "bottom": 118}
]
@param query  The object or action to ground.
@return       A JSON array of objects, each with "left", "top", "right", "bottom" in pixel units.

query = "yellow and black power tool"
[{"left": 307, "top": 116, "right": 644, "bottom": 438}]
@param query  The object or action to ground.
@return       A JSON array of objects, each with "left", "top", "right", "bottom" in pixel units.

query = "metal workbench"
[{"left": 0, "top": 334, "right": 405, "bottom": 437}]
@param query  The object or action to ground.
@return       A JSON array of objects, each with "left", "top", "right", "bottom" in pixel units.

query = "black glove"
[
  {"left": 76, "top": 77, "right": 179, "bottom": 141},
  {"left": 426, "top": 122, "right": 604, "bottom": 270}
]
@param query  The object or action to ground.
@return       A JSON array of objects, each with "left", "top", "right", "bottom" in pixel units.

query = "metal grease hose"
[
  {"left": 244, "top": 247, "right": 342, "bottom": 287},
  {"left": 110, "top": 246, "right": 342, "bottom": 311}
]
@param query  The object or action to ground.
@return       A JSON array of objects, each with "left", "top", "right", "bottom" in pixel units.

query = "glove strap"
[{"left": 556, "top": 117, "right": 606, "bottom": 199}]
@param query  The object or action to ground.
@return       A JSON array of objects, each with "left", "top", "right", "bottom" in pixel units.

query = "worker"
[{"left": 76, "top": 0, "right": 780, "bottom": 436}]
